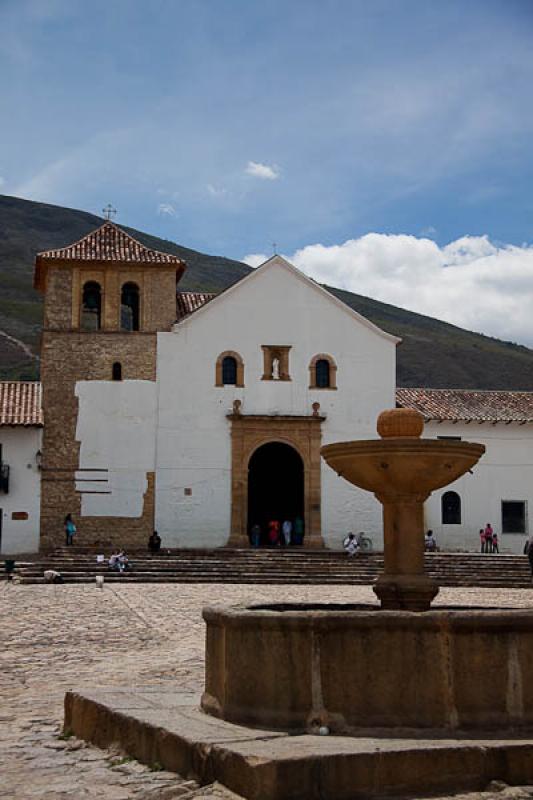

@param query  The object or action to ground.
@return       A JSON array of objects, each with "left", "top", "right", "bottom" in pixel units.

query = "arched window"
[
  {"left": 216, "top": 351, "right": 245, "bottom": 387},
  {"left": 309, "top": 354, "right": 337, "bottom": 389},
  {"left": 442, "top": 491, "right": 461, "bottom": 525},
  {"left": 81, "top": 282, "right": 102, "bottom": 331},
  {"left": 112, "top": 362, "right": 122, "bottom": 381},
  {"left": 222, "top": 356, "right": 237, "bottom": 385},
  {"left": 121, "top": 282, "right": 140, "bottom": 331},
  {"left": 315, "top": 359, "right": 330, "bottom": 388}
]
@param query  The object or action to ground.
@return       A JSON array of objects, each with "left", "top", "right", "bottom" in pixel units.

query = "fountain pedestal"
[
  {"left": 373, "top": 491, "right": 438, "bottom": 610},
  {"left": 321, "top": 409, "right": 485, "bottom": 611}
]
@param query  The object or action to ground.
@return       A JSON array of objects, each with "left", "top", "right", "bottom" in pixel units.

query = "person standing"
[
  {"left": 282, "top": 519, "right": 292, "bottom": 547},
  {"left": 64, "top": 514, "right": 76, "bottom": 546},
  {"left": 268, "top": 520, "right": 280, "bottom": 547},
  {"left": 250, "top": 523, "right": 261, "bottom": 548},
  {"left": 293, "top": 516, "right": 304, "bottom": 546},
  {"left": 484, "top": 523, "right": 494, "bottom": 554},
  {"left": 148, "top": 531, "right": 162, "bottom": 554},
  {"left": 492, "top": 531, "right": 499, "bottom": 553},
  {"left": 525, "top": 536, "right": 533, "bottom": 580},
  {"left": 479, "top": 528, "right": 486, "bottom": 553}
]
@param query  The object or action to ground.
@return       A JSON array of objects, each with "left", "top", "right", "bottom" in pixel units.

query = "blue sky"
[{"left": 3, "top": 0, "right": 533, "bottom": 343}]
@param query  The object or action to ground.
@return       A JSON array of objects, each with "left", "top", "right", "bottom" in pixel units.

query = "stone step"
[
  {"left": 20, "top": 575, "right": 533, "bottom": 587},
  {"left": 4, "top": 549, "right": 532, "bottom": 587},
  {"left": 65, "top": 687, "right": 533, "bottom": 800}
]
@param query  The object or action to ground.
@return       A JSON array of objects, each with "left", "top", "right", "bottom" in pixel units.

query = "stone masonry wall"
[{"left": 40, "top": 331, "right": 158, "bottom": 550}]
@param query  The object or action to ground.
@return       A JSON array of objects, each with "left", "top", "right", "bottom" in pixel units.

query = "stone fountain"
[
  {"left": 201, "top": 409, "right": 533, "bottom": 733},
  {"left": 322, "top": 407, "right": 485, "bottom": 611}
]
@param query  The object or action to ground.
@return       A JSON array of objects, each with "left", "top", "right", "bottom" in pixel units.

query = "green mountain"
[{"left": 1, "top": 193, "right": 533, "bottom": 389}]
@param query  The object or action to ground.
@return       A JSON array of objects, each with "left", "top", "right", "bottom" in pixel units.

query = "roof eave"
[{"left": 0, "top": 422, "right": 43, "bottom": 428}]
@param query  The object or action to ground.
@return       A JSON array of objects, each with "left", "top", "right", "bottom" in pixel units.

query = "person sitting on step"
[
  {"left": 425, "top": 529, "right": 437, "bottom": 552},
  {"left": 343, "top": 532, "right": 359, "bottom": 557}
]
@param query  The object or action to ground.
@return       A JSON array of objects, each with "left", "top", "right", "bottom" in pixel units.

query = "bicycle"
[{"left": 357, "top": 532, "right": 373, "bottom": 552}]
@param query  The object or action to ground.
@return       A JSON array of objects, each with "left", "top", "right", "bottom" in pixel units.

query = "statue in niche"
[{"left": 272, "top": 357, "right": 280, "bottom": 380}]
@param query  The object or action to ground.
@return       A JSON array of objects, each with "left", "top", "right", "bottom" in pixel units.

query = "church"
[{"left": 2, "top": 220, "right": 533, "bottom": 555}]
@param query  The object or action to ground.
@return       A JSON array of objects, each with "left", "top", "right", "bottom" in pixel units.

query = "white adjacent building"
[
  {"left": 0, "top": 382, "right": 42, "bottom": 555},
  {"left": 397, "top": 388, "right": 533, "bottom": 553}
]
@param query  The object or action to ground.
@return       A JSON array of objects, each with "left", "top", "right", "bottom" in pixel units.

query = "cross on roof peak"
[{"left": 102, "top": 203, "right": 117, "bottom": 221}]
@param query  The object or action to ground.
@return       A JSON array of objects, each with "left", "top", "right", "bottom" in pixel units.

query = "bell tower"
[{"left": 34, "top": 221, "right": 186, "bottom": 549}]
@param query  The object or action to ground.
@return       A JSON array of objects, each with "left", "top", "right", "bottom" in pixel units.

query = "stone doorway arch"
[
  {"left": 247, "top": 441, "right": 304, "bottom": 545},
  {"left": 226, "top": 413, "right": 324, "bottom": 548}
]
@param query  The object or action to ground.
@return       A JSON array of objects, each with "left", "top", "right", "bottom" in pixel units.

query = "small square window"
[
  {"left": 184, "top": 487, "right": 192, "bottom": 496},
  {"left": 502, "top": 500, "right": 526, "bottom": 534}
]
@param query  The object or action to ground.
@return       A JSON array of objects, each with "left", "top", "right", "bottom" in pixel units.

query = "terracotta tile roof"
[
  {"left": 36, "top": 222, "right": 186, "bottom": 266},
  {"left": 396, "top": 387, "right": 533, "bottom": 423},
  {"left": 0, "top": 382, "right": 43, "bottom": 426},
  {"left": 176, "top": 291, "right": 217, "bottom": 321},
  {"left": 34, "top": 222, "right": 186, "bottom": 290}
]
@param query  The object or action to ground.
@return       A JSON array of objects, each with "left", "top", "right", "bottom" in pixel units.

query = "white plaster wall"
[
  {"left": 156, "top": 260, "right": 396, "bottom": 548},
  {"left": 75, "top": 381, "right": 157, "bottom": 517},
  {"left": 424, "top": 421, "right": 533, "bottom": 554},
  {"left": 0, "top": 427, "right": 42, "bottom": 554}
]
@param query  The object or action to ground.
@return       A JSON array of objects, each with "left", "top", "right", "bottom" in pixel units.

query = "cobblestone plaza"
[{"left": 3, "top": 582, "right": 533, "bottom": 799}]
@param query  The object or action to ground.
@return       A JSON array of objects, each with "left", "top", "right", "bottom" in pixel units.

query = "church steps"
[{"left": 5, "top": 548, "right": 533, "bottom": 587}]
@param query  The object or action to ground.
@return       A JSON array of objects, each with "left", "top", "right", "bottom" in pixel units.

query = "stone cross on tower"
[{"left": 102, "top": 204, "right": 117, "bottom": 221}]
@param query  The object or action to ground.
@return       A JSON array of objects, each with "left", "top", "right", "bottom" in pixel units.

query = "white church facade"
[
  {"left": 72, "top": 255, "right": 398, "bottom": 551},
  {"left": 3, "top": 221, "right": 533, "bottom": 556}
]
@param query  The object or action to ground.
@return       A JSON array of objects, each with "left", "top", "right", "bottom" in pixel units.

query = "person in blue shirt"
[{"left": 64, "top": 514, "right": 76, "bottom": 546}]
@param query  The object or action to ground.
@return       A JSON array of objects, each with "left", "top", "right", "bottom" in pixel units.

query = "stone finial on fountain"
[{"left": 377, "top": 407, "right": 424, "bottom": 439}]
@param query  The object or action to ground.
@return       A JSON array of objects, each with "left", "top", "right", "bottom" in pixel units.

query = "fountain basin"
[
  {"left": 320, "top": 439, "right": 485, "bottom": 496},
  {"left": 202, "top": 603, "right": 533, "bottom": 733}
]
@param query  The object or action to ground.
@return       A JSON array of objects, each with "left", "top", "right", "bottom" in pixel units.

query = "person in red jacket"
[{"left": 268, "top": 520, "right": 280, "bottom": 547}]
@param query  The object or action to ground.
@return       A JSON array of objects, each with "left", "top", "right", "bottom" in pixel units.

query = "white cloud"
[
  {"left": 244, "top": 233, "right": 533, "bottom": 346},
  {"left": 243, "top": 253, "right": 268, "bottom": 268},
  {"left": 157, "top": 203, "right": 175, "bottom": 216},
  {"left": 207, "top": 183, "right": 227, "bottom": 197},
  {"left": 245, "top": 161, "right": 280, "bottom": 180}
]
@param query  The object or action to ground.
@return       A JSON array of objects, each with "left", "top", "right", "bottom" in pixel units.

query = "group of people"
[
  {"left": 479, "top": 523, "right": 499, "bottom": 553},
  {"left": 249, "top": 517, "right": 305, "bottom": 547},
  {"left": 425, "top": 526, "right": 499, "bottom": 553}
]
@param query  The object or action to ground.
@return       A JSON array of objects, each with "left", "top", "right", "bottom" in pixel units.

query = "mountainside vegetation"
[{"left": 1, "top": 193, "right": 533, "bottom": 390}]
